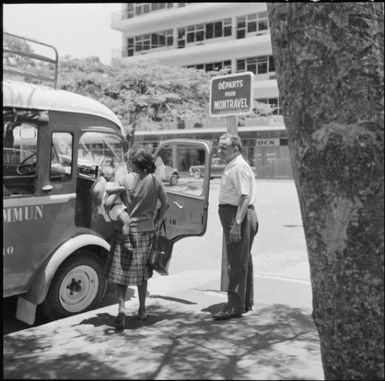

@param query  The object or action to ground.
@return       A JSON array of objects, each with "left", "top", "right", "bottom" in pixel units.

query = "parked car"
[
  {"left": 155, "top": 157, "right": 179, "bottom": 186},
  {"left": 190, "top": 157, "right": 226, "bottom": 179}
]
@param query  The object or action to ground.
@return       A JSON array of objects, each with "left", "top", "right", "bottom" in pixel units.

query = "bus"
[
  {"left": 3, "top": 33, "right": 213, "bottom": 325},
  {"left": 135, "top": 125, "right": 293, "bottom": 179}
]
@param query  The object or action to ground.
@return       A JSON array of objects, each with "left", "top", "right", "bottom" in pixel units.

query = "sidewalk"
[{"left": 3, "top": 273, "right": 324, "bottom": 380}]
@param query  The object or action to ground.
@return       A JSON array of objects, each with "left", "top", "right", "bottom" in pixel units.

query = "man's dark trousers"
[{"left": 218, "top": 204, "right": 258, "bottom": 313}]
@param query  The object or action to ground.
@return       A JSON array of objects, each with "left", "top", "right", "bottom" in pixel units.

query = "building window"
[
  {"left": 269, "top": 55, "right": 275, "bottom": 72},
  {"left": 257, "top": 11, "right": 269, "bottom": 32},
  {"left": 237, "top": 16, "right": 246, "bottom": 39},
  {"left": 257, "top": 56, "right": 267, "bottom": 74},
  {"left": 127, "top": 3, "right": 134, "bottom": 19},
  {"left": 236, "top": 60, "right": 246, "bottom": 72},
  {"left": 126, "top": 3, "right": 174, "bottom": 19},
  {"left": 236, "top": 11, "right": 269, "bottom": 39},
  {"left": 236, "top": 55, "right": 275, "bottom": 75},
  {"left": 186, "top": 26, "right": 195, "bottom": 43},
  {"left": 178, "top": 28, "right": 185, "bottom": 48},
  {"left": 224, "top": 18, "right": 232, "bottom": 36},
  {"left": 186, "top": 60, "right": 232, "bottom": 73},
  {"left": 151, "top": 3, "right": 167, "bottom": 12},
  {"left": 214, "top": 21, "right": 223, "bottom": 38},
  {"left": 223, "top": 60, "right": 232, "bottom": 72},
  {"left": 177, "top": 18, "right": 232, "bottom": 49},
  {"left": 196, "top": 24, "right": 204, "bottom": 42},
  {"left": 127, "top": 38, "right": 134, "bottom": 57},
  {"left": 206, "top": 23, "right": 214, "bottom": 40},
  {"left": 247, "top": 14, "right": 257, "bottom": 33},
  {"left": 257, "top": 98, "right": 281, "bottom": 115},
  {"left": 166, "top": 30, "right": 173, "bottom": 46},
  {"left": 129, "top": 29, "right": 174, "bottom": 55}
]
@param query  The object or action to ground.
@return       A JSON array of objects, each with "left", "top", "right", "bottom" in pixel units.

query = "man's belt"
[{"left": 219, "top": 204, "right": 254, "bottom": 210}]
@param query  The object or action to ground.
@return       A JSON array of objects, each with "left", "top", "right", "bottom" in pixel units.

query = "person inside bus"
[{"left": 104, "top": 147, "right": 169, "bottom": 330}]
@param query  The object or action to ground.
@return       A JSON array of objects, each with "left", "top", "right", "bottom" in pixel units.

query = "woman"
[{"left": 104, "top": 147, "right": 168, "bottom": 330}]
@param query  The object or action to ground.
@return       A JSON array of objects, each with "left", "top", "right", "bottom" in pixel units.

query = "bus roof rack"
[{"left": 3, "top": 32, "right": 59, "bottom": 88}]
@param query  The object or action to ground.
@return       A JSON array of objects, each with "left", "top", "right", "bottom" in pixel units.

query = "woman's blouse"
[{"left": 119, "top": 173, "right": 163, "bottom": 232}]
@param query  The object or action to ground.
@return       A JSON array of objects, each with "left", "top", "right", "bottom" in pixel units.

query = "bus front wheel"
[{"left": 40, "top": 252, "right": 107, "bottom": 321}]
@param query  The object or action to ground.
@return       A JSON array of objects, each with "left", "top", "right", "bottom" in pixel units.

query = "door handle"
[
  {"left": 42, "top": 185, "right": 53, "bottom": 192},
  {"left": 173, "top": 201, "right": 184, "bottom": 209}
]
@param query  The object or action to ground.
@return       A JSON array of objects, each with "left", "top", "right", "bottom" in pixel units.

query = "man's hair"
[{"left": 218, "top": 133, "right": 243, "bottom": 152}]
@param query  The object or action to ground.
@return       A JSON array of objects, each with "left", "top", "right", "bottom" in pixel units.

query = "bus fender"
[{"left": 16, "top": 234, "right": 110, "bottom": 325}]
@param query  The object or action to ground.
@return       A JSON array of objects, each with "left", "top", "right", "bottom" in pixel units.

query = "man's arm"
[{"left": 229, "top": 194, "right": 249, "bottom": 242}]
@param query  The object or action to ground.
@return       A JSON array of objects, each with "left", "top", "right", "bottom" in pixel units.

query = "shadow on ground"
[{"left": 3, "top": 301, "right": 322, "bottom": 380}]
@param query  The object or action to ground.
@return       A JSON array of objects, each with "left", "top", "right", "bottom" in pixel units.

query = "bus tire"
[{"left": 40, "top": 252, "right": 107, "bottom": 321}]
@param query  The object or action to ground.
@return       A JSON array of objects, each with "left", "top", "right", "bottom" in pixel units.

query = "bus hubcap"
[{"left": 59, "top": 265, "right": 99, "bottom": 313}]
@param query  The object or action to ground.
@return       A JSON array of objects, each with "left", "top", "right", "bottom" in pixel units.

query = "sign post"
[{"left": 209, "top": 71, "right": 254, "bottom": 291}]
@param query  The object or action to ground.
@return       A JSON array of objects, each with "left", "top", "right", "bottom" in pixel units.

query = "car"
[
  {"left": 155, "top": 159, "right": 179, "bottom": 186},
  {"left": 190, "top": 157, "right": 226, "bottom": 179}
]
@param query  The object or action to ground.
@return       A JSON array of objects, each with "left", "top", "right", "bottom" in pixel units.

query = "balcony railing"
[
  {"left": 111, "top": 4, "right": 192, "bottom": 25},
  {"left": 135, "top": 115, "right": 284, "bottom": 131}
]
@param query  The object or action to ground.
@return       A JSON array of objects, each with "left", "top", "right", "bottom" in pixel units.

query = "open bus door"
[{"left": 153, "top": 139, "right": 213, "bottom": 242}]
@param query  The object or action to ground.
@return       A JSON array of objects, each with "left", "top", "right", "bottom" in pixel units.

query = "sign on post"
[{"left": 209, "top": 72, "right": 254, "bottom": 117}]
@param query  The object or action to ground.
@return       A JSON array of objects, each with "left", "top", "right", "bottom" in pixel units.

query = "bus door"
[
  {"left": 3, "top": 111, "right": 83, "bottom": 297},
  {"left": 154, "top": 139, "right": 213, "bottom": 242},
  {"left": 76, "top": 130, "right": 128, "bottom": 240},
  {"left": 2, "top": 116, "right": 50, "bottom": 295}
]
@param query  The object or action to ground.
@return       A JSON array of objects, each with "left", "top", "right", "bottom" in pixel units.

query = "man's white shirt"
[{"left": 218, "top": 154, "right": 257, "bottom": 207}]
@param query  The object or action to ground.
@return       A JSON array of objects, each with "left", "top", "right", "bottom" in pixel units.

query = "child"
[{"left": 99, "top": 164, "right": 126, "bottom": 223}]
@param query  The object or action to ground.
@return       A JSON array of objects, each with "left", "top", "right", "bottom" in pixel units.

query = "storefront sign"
[{"left": 255, "top": 138, "right": 280, "bottom": 146}]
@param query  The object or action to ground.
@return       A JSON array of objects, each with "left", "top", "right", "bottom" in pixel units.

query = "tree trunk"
[{"left": 267, "top": 3, "right": 384, "bottom": 380}]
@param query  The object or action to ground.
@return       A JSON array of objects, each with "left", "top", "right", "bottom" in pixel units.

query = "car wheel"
[
  {"left": 193, "top": 170, "right": 201, "bottom": 179},
  {"left": 40, "top": 252, "right": 107, "bottom": 321},
  {"left": 169, "top": 174, "right": 178, "bottom": 186}
]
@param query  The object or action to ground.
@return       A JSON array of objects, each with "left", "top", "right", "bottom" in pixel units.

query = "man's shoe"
[
  {"left": 244, "top": 305, "right": 253, "bottom": 313},
  {"left": 213, "top": 309, "right": 242, "bottom": 321}
]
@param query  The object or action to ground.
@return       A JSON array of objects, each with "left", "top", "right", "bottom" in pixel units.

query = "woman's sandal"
[
  {"left": 136, "top": 310, "right": 149, "bottom": 321},
  {"left": 115, "top": 312, "right": 126, "bottom": 330}
]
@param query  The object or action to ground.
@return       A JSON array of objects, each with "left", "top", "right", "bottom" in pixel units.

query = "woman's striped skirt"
[{"left": 105, "top": 229, "right": 154, "bottom": 286}]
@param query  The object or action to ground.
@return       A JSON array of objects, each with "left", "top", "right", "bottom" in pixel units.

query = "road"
[
  {"left": 3, "top": 179, "right": 309, "bottom": 335},
  {"left": 171, "top": 179, "right": 308, "bottom": 280}
]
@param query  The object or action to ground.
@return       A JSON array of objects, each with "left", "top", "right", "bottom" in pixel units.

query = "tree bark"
[{"left": 267, "top": 3, "right": 384, "bottom": 380}]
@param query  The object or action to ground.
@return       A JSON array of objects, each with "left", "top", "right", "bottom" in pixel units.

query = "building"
[{"left": 110, "top": 2, "right": 292, "bottom": 178}]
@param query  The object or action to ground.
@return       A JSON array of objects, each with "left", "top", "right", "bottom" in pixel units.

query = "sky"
[{"left": 3, "top": 3, "right": 123, "bottom": 64}]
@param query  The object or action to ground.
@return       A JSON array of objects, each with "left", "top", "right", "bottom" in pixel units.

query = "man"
[{"left": 213, "top": 133, "right": 259, "bottom": 320}]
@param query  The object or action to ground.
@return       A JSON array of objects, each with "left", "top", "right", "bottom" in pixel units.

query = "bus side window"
[
  {"left": 3, "top": 122, "right": 38, "bottom": 196},
  {"left": 50, "top": 132, "right": 73, "bottom": 180}
]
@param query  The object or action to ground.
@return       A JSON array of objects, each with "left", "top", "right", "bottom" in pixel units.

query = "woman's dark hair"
[{"left": 126, "top": 147, "right": 156, "bottom": 174}]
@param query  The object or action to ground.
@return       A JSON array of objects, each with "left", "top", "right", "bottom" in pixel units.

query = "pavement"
[{"left": 3, "top": 269, "right": 325, "bottom": 380}]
